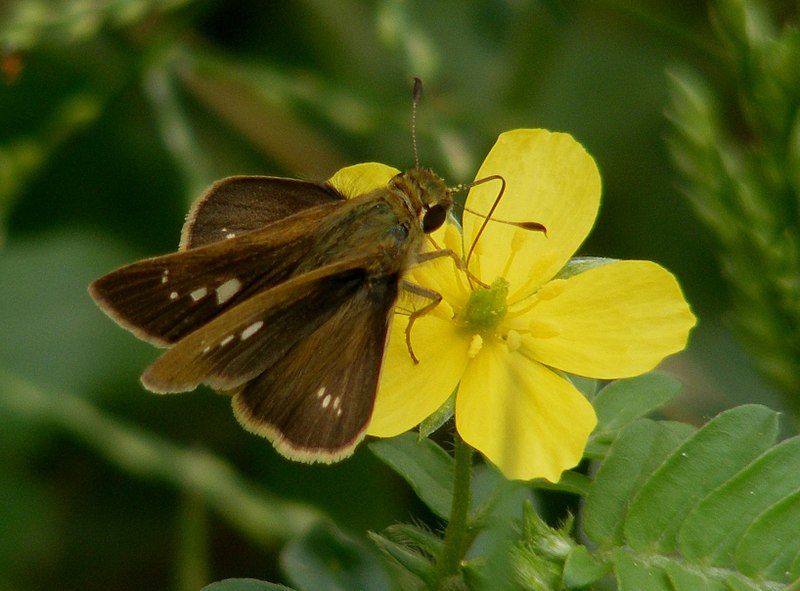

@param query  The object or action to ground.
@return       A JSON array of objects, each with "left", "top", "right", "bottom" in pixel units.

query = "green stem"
[{"left": 433, "top": 433, "right": 473, "bottom": 588}]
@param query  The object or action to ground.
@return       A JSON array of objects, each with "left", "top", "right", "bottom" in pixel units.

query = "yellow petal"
[
  {"left": 520, "top": 260, "right": 696, "bottom": 378},
  {"left": 463, "top": 130, "right": 600, "bottom": 299},
  {"left": 369, "top": 313, "right": 470, "bottom": 437},
  {"left": 328, "top": 162, "right": 400, "bottom": 198},
  {"left": 456, "top": 339, "right": 596, "bottom": 482}
]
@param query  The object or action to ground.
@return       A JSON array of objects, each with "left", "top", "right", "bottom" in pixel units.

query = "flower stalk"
[{"left": 434, "top": 431, "right": 473, "bottom": 588}]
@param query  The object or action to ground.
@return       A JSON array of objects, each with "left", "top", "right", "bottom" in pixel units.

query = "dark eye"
[{"left": 422, "top": 204, "right": 447, "bottom": 233}]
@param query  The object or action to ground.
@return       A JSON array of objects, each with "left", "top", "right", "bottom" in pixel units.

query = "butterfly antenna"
[
  {"left": 411, "top": 77, "right": 423, "bottom": 169},
  {"left": 455, "top": 176, "right": 547, "bottom": 278}
]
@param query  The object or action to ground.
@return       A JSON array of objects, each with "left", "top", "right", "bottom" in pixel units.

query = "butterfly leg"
[
  {"left": 417, "top": 246, "right": 488, "bottom": 288},
  {"left": 399, "top": 281, "right": 442, "bottom": 364}
]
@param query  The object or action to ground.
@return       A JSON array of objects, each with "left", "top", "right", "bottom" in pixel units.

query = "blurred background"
[{"left": 1, "top": 1, "right": 797, "bottom": 589}]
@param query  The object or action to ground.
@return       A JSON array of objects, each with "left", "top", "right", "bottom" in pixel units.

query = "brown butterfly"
[{"left": 90, "top": 80, "right": 459, "bottom": 462}]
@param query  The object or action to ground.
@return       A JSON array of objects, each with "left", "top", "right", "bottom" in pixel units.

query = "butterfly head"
[{"left": 392, "top": 167, "right": 452, "bottom": 235}]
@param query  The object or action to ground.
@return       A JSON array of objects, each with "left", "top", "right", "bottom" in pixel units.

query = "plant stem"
[{"left": 433, "top": 432, "right": 473, "bottom": 588}]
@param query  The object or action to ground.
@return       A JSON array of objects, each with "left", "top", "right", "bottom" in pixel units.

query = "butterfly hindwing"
[
  {"left": 180, "top": 176, "right": 344, "bottom": 250},
  {"left": 232, "top": 273, "right": 400, "bottom": 462}
]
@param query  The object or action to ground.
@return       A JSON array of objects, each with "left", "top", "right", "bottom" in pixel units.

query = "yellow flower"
[{"left": 331, "top": 130, "right": 696, "bottom": 482}]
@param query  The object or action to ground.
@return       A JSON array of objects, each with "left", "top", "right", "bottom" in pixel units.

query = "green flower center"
[{"left": 461, "top": 277, "right": 509, "bottom": 330}]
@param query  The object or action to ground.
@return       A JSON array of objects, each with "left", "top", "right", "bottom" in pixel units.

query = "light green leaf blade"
[
  {"left": 614, "top": 548, "right": 672, "bottom": 591},
  {"left": 735, "top": 489, "right": 800, "bottom": 580},
  {"left": 583, "top": 407, "right": 796, "bottom": 588},
  {"left": 593, "top": 372, "right": 683, "bottom": 433},
  {"left": 563, "top": 545, "right": 610, "bottom": 588},
  {"left": 679, "top": 435, "right": 800, "bottom": 565},
  {"left": 624, "top": 405, "right": 779, "bottom": 553},
  {"left": 584, "top": 419, "right": 695, "bottom": 546},
  {"left": 664, "top": 561, "right": 728, "bottom": 591}
]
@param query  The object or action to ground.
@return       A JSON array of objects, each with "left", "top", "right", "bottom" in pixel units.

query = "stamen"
[
  {"left": 500, "top": 228, "right": 529, "bottom": 279},
  {"left": 467, "top": 334, "right": 483, "bottom": 358}
]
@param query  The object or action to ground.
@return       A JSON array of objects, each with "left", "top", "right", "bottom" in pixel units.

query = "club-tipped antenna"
[{"left": 411, "top": 77, "right": 423, "bottom": 169}]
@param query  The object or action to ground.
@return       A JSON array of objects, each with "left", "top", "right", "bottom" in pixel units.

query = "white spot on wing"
[
  {"left": 169, "top": 291, "right": 178, "bottom": 300},
  {"left": 240, "top": 320, "right": 264, "bottom": 340},
  {"left": 220, "top": 335, "right": 234, "bottom": 347},
  {"left": 161, "top": 269, "right": 169, "bottom": 284},
  {"left": 316, "top": 386, "right": 326, "bottom": 398},
  {"left": 216, "top": 278, "right": 242, "bottom": 304},
  {"left": 190, "top": 287, "right": 208, "bottom": 301},
  {"left": 322, "top": 394, "right": 332, "bottom": 409},
  {"left": 226, "top": 232, "right": 236, "bottom": 239},
  {"left": 333, "top": 396, "right": 341, "bottom": 410}
]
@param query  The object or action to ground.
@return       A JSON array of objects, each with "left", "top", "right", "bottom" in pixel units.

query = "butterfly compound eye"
[{"left": 422, "top": 204, "right": 447, "bottom": 233}]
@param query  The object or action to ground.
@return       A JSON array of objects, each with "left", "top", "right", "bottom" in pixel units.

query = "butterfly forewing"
[
  {"left": 181, "top": 176, "right": 344, "bottom": 250},
  {"left": 90, "top": 201, "right": 342, "bottom": 346},
  {"left": 233, "top": 273, "right": 399, "bottom": 462},
  {"left": 142, "top": 260, "right": 370, "bottom": 393}
]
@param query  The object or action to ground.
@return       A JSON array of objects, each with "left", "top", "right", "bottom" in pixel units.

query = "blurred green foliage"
[{"left": 1, "top": 1, "right": 797, "bottom": 589}]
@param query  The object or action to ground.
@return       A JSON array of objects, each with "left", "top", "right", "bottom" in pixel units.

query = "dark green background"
[{"left": 0, "top": 1, "right": 785, "bottom": 589}]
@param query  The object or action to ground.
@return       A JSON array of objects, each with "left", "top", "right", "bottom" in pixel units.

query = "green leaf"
[
  {"left": 202, "top": 579, "right": 296, "bottom": 591},
  {"left": 368, "top": 525, "right": 439, "bottom": 588},
  {"left": 679, "top": 435, "right": 800, "bottom": 566},
  {"left": 584, "top": 419, "right": 696, "bottom": 546},
  {"left": 582, "top": 405, "right": 799, "bottom": 589},
  {"left": 280, "top": 522, "right": 390, "bottom": 591},
  {"left": 369, "top": 433, "right": 454, "bottom": 519},
  {"left": 593, "top": 372, "right": 683, "bottom": 433},
  {"left": 530, "top": 470, "right": 592, "bottom": 497},
  {"left": 614, "top": 548, "right": 672, "bottom": 591},
  {"left": 586, "top": 372, "right": 684, "bottom": 460},
  {"left": 663, "top": 561, "right": 729, "bottom": 591},
  {"left": 417, "top": 391, "right": 455, "bottom": 440},
  {"left": 563, "top": 545, "right": 610, "bottom": 588},
  {"left": 556, "top": 256, "right": 618, "bottom": 279},
  {"left": 624, "top": 405, "right": 779, "bottom": 554},
  {"left": 735, "top": 489, "right": 800, "bottom": 580}
]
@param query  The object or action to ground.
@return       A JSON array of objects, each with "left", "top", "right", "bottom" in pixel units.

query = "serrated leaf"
[
  {"left": 624, "top": 405, "right": 779, "bottom": 553},
  {"left": 202, "top": 580, "right": 296, "bottom": 591},
  {"left": 584, "top": 419, "right": 696, "bottom": 546},
  {"left": 280, "top": 522, "right": 389, "bottom": 591},
  {"left": 593, "top": 372, "right": 683, "bottom": 434},
  {"left": 369, "top": 433, "right": 453, "bottom": 519},
  {"left": 679, "top": 435, "right": 800, "bottom": 565}
]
